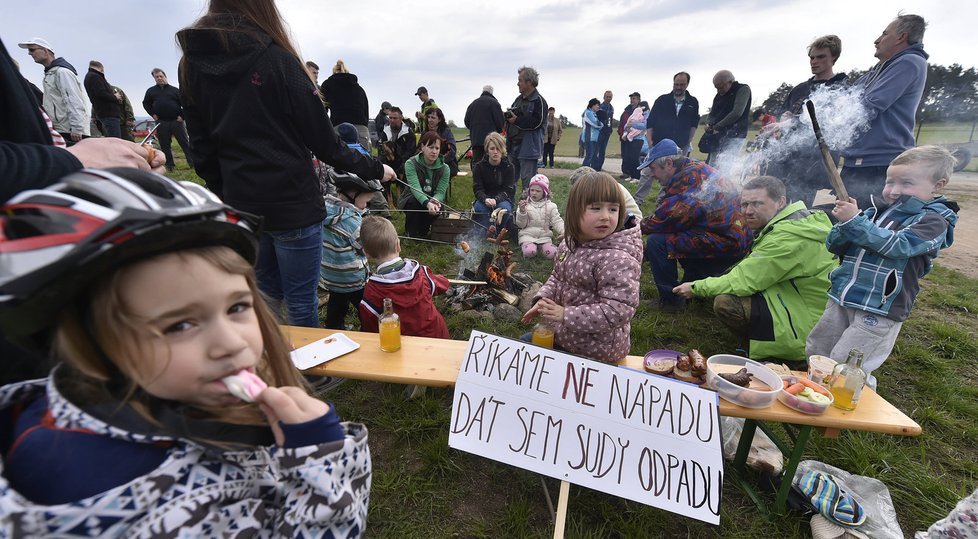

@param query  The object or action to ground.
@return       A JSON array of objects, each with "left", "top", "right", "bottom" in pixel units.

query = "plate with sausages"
[{"left": 643, "top": 349, "right": 708, "bottom": 385}]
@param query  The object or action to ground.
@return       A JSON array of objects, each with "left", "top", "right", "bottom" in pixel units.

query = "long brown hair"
[
  {"left": 54, "top": 247, "right": 306, "bottom": 434},
  {"left": 178, "top": 0, "right": 315, "bottom": 95}
]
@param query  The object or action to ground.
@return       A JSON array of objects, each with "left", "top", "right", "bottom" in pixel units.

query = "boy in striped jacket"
[{"left": 806, "top": 146, "right": 959, "bottom": 389}]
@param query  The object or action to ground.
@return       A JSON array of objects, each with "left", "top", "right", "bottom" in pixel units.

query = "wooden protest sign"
[{"left": 448, "top": 332, "right": 724, "bottom": 525}]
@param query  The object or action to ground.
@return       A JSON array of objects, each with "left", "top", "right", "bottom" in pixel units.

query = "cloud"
[{"left": 2, "top": 0, "right": 976, "bottom": 126}]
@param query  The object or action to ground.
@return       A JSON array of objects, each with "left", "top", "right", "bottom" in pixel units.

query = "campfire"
[{"left": 444, "top": 224, "right": 541, "bottom": 316}]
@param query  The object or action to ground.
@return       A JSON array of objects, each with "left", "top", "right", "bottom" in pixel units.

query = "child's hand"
[
  {"left": 257, "top": 386, "right": 331, "bottom": 447},
  {"left": 518, "top": 199, "right": 528, "bottom": 212},
  {"left": 534, "top": 298, "right": 565, "bottom": 323},
  {"left": 832, "top": 197, "right": 859, "bottom": 222},
  {"left": 426, "top": 200, "right": 441, "bottom": 214},
  {"left": 521, "top": 302, "right": 541, "bottom": 324}
]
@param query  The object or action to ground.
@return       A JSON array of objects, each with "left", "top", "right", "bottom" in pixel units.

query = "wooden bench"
[{"left": 286, "top": 327, "right": 921, "bottom": 513}]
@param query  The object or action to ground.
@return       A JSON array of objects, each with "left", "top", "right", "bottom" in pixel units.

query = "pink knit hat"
[{"left": 528, "top": 174, "right": 550, "bottom": 198}]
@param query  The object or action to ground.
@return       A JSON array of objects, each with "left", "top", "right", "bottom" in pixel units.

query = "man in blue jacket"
[
  {"left": 506, "top": 66, "right": 548, "bottom": 191},
  {"left": 841, "top": 13, "right": 929, "bottom": 208}
]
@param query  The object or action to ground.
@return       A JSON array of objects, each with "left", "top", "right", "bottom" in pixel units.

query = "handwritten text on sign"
[{"left": 448, "top": 331, "right": 723, "bottom": 525}]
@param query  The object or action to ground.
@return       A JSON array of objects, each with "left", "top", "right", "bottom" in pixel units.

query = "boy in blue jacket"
[
  {"left": 320, "top": 170, "right": 384, "bottom": 329},
  {"left": 806, "top": 145, "right": 958, "bottom": 389}
]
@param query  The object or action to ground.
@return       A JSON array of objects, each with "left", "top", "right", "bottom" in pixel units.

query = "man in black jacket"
[
  {"left": 83, "top": 60, "right": 122, "bottom": 138},
  {"left": 142, "top": 68, "right": 193, "bottom": 171},
  {"left": 378, "top": 107, "right": 417, "bottom": 178},
  {"left": 464, "top": 84, "right": 504, "bottom": 164},
  {"left": 705, "top": 70, "right": 751, "bottom": 167}
]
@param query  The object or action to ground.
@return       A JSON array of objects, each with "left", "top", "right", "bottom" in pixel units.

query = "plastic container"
[
  {"left": 778, "top": 375, "right": 835, "bottom": 415},
  {"left": 706, "top": 354, "right": 782, "bottom": 408}
]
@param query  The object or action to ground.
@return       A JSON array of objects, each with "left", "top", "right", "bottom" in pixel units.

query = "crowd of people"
[{"left": 0, "top": 2, "right": 968, "bottom": 536}]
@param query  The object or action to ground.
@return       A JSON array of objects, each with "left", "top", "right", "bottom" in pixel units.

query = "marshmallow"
[{"left": 222, "top": 370, "right": 267, "bottom": 402}]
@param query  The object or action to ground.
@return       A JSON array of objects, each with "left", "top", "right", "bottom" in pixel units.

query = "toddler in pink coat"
[{"left": 515, "top": 175, "right": 564, "bottom": 258}]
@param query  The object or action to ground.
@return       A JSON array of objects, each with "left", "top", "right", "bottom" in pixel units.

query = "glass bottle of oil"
[
  {"left": 379, "top": 298, "right": 401, "bottom": 352},
  {"left": 830, "top": 349, "right": 866, "bottom": 411}
]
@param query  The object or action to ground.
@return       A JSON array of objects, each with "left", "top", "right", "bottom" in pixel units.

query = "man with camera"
[{"left": 506, "top": 66, "right": 548, "bottom": 191}]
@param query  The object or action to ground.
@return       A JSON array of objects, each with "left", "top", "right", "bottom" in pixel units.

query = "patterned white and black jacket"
[{"left": 0, "top": 374, "right": 371, "bottom": 538}]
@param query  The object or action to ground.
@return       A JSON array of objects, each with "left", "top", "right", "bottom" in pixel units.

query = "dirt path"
[{"left": 937, "top": 171, "right": 978, "bottom": 278}]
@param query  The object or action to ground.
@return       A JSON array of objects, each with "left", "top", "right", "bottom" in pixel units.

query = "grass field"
[{"left": 164, "top": 131, "right": 978, "bottom": 537}]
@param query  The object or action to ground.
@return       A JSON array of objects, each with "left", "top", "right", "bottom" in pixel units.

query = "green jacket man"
[{"left": 673, "top": 176, "right": 835, "bottom": 362}]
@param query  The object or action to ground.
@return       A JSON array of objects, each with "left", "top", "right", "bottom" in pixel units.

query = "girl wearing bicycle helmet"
[
  {"left": 0, "top": 169, "right": 371, "bottom": 538},
  {"left": 320, "top": 170, "right": 383, "bottom": 330}
]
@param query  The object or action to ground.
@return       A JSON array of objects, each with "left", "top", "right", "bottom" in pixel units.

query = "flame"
[{"left": 485, "top": 265, "right": 507, "bottom": 287}]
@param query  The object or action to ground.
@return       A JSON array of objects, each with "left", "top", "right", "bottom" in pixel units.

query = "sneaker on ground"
[
  {"left": 304, "top": 375, "right": 346, "bottom": 395},
  {"left": 403, "top": 384, "right": 427, "bottom": 399}
]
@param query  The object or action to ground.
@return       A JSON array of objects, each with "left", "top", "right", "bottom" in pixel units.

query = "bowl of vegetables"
[{"left": 779, "top": 375, "right": 834, "bottom": 415}]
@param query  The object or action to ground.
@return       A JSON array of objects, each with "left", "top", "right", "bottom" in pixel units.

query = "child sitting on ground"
[
  {"left": 337, "top": 122, "right": 370, "bottom": 156},
  {"left": 321, "top": 170, "right": 384, "bottom": 329},
  {"left": 521, "top": 171, "right": 643, "bottom": 363},
  {"left": 358, "top": 215, "right": 450, "bottom": 339},
  {"left": 806, "top": 145, "right": 959, "bottom": 389},
  {"left": 0, "top": 169, "right": 370, "bottom": 536},
  {"left": 514, "top": 174, "right": 565, "bottom": 259}
]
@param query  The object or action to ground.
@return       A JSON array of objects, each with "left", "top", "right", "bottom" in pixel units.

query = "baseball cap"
[
  {"left": 415, "top": 86, "right": 428, "bottom": 96},
  {"left": 637, "top": 139, "right": 681, "bottom": 170},
  {"left": 17, "top": 37, "right": 54, "bottom": 53},
  {"left": 629, "top": 92, "right": 641, "bottom": 98}
]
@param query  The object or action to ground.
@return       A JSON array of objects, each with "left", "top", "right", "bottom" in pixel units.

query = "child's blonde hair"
[
  {"left": 360, "top": 215, "right": 399, "bottom": 259},
  {"left": 54, "top": 246, "right": 304, "bottom": 433},
  {"left": 890, "top": 145, "right": 955, "bottom": 186},
  {"left": 484, "top": 132, "right": 506, "bottom": 157},
  {"left": 563, "top": 172, "right": 626, "bottom": 251}
]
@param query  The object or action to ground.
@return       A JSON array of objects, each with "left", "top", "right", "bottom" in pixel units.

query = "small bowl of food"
[
  {"left": 643, "top": 349, "right": 680, "bottom": 377},
  {"left": 705, "top": 354, "right": 782, "bottom": 408},
  {"left": 778, "top": 375, "right": 834, "bottom": 414}
]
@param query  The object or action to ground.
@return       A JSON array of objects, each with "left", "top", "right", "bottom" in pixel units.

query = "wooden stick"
[
  {"left": 446, "top": 278, "right": 488, "bottom": 286},
  {"left": 805, "top": 100, "right": 849, "bottom": 201},
  {"left": 552, "top": 480, "right": 570, "bottom": 539}
]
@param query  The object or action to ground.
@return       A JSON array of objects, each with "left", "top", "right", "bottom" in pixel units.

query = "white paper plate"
[{"left": 290, "top": 333, "right": 361, "bottom": 370}]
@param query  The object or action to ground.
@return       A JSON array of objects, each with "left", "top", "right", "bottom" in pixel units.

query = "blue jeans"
[
  {"left": 582, "top": 139, "right": 597, "bottom": 168},
  {"left": 473, "top": 199, "right": 514, "bottom": 231},
  {"left": 256, "top": 222, "right": 323, "bottom": 328},
  {"left": 512, "top": 157, "right": 539, "bottom": 192},
  {"left": 99, "top": 117, "right": 122, "bottom": 138},
  {"left": 645, "top": 233, "right": 740, "bottom": 304},
  {"left": 593, "top": 129, "right": 611, "bottom": 171}
]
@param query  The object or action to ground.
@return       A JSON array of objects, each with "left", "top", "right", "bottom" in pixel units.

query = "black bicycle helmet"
[
  {"left": 328, "top": 168, "right": 383, "bottom": 196},
  {"left": 0, "top": 168, "right": 261, "bottom": 339}
]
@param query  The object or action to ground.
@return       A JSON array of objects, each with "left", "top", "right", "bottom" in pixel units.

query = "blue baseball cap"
[{"left": 637, "top": 139, "right": 681, "bottom": 170}]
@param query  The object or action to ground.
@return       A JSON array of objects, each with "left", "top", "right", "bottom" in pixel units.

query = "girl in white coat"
[{"left": 515, "top": 174, "right": 565, "bottom": 258}]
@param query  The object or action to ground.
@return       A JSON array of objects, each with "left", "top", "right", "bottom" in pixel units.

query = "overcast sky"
[{"left": 3, "top": 0, "right": 976, "bottom": 129}]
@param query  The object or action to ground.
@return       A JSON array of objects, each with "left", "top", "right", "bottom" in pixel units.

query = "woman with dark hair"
[
  {"left": 399, "top": 130, "right": 450, "bottom": 237},
  {"left": 177, "top": 0, "right": 394, "bottom": 328},
  {"left": 423, "top": 107, "right": 458, "bottom": 177}
]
